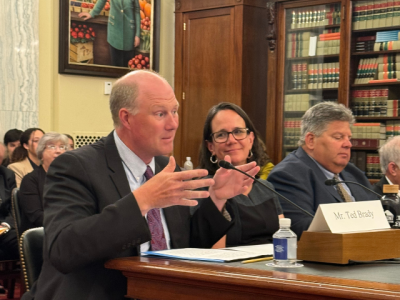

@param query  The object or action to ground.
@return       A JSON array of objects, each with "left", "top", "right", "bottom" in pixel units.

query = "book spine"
[{"left": 387, "top": 0, "right": 394, "bottom": 26}]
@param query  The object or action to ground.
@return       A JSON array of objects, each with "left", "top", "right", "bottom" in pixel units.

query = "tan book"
[
  {"left": 387, "top": 0, "right": 394, "bottom": 26},
  {"left": 355, "top": 58, "right": 364, "bottom": 84},
  {"left": 394, "top": 0, "right": 400, "bottom": 25},
  {"left": 366, "top": 1, "right": 375, "bottom": 28},
  {"left": 360, "top": 1, "right": 368, "bottom": 29},
  {"left": 373, "top": 0, "right": 381, "bottom": 28},
  {"left": 380, "top": 0, "right": 389, "bottom": 27},
  {"left": 353, "top": 2, "right": 361, "bottom": 30}
]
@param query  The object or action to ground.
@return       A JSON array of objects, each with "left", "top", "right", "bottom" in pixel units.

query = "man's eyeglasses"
[
  {"left": 46, "top": 145, "right": 68, "bottom": 151},
  {"left": 210, "top": 128, "right": 250, "bottom": 143}
]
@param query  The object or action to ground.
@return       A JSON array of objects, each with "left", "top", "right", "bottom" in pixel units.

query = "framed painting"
[{"left": 59, "top": 0, "right": 160, "bottom": 77}]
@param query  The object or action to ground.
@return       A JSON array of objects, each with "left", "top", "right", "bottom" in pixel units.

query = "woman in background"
[
  {"left": 197, "top": 102, "right": 283, "bottom": 248},
  {"left": 2, "top": 129, "right": 23, "bottom": 167},
  {"left": 8, "top": 128, "right": 44, "bottom": 187},
  {"left": 64, "top": 134, "right": 75, "bottom": 150},
  {"left": 19, "top": 132, "right": 69, "bottom": 232}
]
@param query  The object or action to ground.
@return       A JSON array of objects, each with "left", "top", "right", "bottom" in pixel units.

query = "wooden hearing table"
[{"left": 105, "top": 256, "right": 400, "bottom": 299}]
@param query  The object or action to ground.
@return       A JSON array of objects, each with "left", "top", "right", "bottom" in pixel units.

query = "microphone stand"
[{"left": 219, "top": 161, "right": 314, "bottom": 218}]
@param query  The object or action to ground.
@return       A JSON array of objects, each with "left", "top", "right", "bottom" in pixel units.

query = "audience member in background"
[
  {"left": 373, "top": 136, "right": 400, "bottom": 195},
  {"left": 8, "top": 128, "right": 44, "bottom": 187},
  {"left": 2, "top": 129, "right": 23, "bottom": 167},
  {"left": 0, "top": 143, "right": 5, "bottom": 166},
  {"left": 268, "top": 102, "right": 378, "bottom": 237},
  {"left": 19, "top": 133, "right": 69, "bottom": 233},
  {"left": 64, "top": 134, "right": 75, "bottom": 150},
  {"left": 197, "top": 102, "right": 283, "bottom": 248},
  {"left": 0, "top": 143, "right": 19, "bottom": 261},
  {"left": 22, "top": 71, "right": 259, "bottom": 300}
]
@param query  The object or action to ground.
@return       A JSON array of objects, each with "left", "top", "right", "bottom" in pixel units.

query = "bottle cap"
[
  {"left": 186, "top": 157, "right": 191, "bottom": 161},
  {"left": 383, "top": 184, "right": 399, "bottom": 194},
  {"left": 279, "top": 218, "right": 291, "bottom": 226}
]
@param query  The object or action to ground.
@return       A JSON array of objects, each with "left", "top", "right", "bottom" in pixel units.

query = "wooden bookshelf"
[
  {"left": 266, "top": 0, "right": 400, "bottom": 184},
  {"left": 352, "top": 82, "right": 400, "bottom": 87},
  {"left": 287, "top": 54, "right": 340, "bottom": 61},
  {"left": 353, "top": 25, "right": 400, "bottom": 33},
  {"left": 287, "top": 24, "right": 340, "bottom": 33},
  {"left": 352, "top": 50, "right": 400, "bottom": 56}
]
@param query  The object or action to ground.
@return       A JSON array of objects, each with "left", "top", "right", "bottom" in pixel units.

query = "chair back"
[
  {"left": 20, "top": 227, "right": 44, "bottom": 291},
  {"left": 11, "top": 188, "right": 21, "bottom": 241}
]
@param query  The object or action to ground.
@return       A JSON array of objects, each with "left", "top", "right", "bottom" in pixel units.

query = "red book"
[
  {"left": 368, "top": 79, "right": 398, "bottom": 83},
  {"left": 356, "top": 36, "right": 376, "bottom": 42}
]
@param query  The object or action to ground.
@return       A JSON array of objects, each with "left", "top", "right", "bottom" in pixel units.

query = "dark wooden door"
[{"left": 179, "top": 7, "right": 241, "bottom": 167}]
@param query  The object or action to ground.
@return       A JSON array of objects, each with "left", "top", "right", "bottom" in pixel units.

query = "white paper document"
[
  {"left": 308, "top": 36, "right": 317, "bottom": 56},
  {"left": 143, "top": 244, "right": 273, "bottom": 262},
  {"left": 225, "top": 244, "right": 273, "bottom": 255}
]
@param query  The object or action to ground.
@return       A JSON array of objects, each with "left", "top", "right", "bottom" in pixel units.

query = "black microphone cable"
[{"left": 218, "top": 160, "right": 314, "bottom": 218}]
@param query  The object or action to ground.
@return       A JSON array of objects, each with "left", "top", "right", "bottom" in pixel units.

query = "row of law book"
[
  {"left": 283, "top": 118, "right": 301, "bottom": 148},
  {"left": 355, "top": 35, "right": 376, "bottom": 52},
  {"left": 351, "top": 120, "right": 400, "bottom": 146},
  {"left": 290, "top": 4, "right": 341, "bottom": 29},
  {"left": 291, "top": 62, "right": 308, "bottom": 90},
  {"left": 374, "top": 30, "right": 400, "bottom": 50},
  {"left": 286, "top": 31, "right": 340, "bottom": 58},
  {"left": 352, "top": 0, "right": 400, "bottom": 30},
  {"left": 366, "top": 153, "right": 382, "bottom": 179},
  {"left": 351, "top": 88, "right": 395, "bottom": 116},
  {"left": 352, "top": 123, "right": 386, "bottom": 140},
  {"left": 353, "top": 100, "right": 400, "bottom": 117},
  {"left": 354, "top": 54, "right": 400, "bottom": 83},
  {"left": 308, "top": 62, "right": 339, "bottom": 89},
  {"left": 284, "top": 94, "right": 317, "bottom": 111},
  {"left": 350, "top": 151, "right": 381, "bottom": 178},
  {"left": 354, "top": 31, "right": 400, "bottom": 52},
  {"left": 386, "top": 120, "right": 400, "bottom": 136},
  {"left": 290, "top": 62, "right": 340, "bottom": 90},
  {"left": 353, "top": 120, "right": 400, "bottom": 138}
]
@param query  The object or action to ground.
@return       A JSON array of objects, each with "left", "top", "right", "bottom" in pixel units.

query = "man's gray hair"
[
  {"left": 379, "top": 136, "right": 400, "bottom": 173},
  {"left": 109, "top": 79, "right": 139, "bottom": 128},
  {"left": 36, "top": 132, "right": 69, "bottom": 164},
  {"left": 298, "top": 102, "right": 355, "bottom": 146}
]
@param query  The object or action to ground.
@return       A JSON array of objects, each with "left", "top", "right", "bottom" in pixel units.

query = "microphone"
[
  {"left": 324, "top": 178, "right": 382, "bottom": 199},
  {"left": 218, "top": 160, "right": 314, "bottom": 218}
]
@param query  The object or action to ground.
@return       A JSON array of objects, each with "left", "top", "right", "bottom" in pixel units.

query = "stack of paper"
[{"left": 143, "top": 244, "right": 273, "bottom": 262}]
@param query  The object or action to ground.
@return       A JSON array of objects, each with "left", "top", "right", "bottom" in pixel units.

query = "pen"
[{"left": 241, "top": 257, "right": 273, "bottom": 264}]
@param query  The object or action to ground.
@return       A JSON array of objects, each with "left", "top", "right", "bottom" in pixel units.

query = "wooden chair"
[{"left": 0, "top": 260, "right": 20, "bottom": 299}]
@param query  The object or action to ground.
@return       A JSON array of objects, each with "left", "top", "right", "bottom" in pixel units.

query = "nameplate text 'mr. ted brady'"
[{"left": 308, "top": 200, "right": 390, "bottom": 233}]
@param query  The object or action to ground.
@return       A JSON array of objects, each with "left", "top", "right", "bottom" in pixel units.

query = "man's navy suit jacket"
[
  {"left": 268, "top": 147, "right": 379, "bottom": 237},
  {"left": 23, "top": 132, "right": 230, "bottom": 300}
]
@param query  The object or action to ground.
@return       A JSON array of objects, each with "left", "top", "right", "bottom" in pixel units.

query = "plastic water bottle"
[
  {"left": 272, "top": 218, "right": 297, "bottom": 267},
  {"left": 183, "top": 157, "right": 193, "bottom": 170}
]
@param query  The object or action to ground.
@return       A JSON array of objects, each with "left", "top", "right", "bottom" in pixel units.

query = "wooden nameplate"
[{"left": 298, "top": 229, "right": 400, "bottom": 264}]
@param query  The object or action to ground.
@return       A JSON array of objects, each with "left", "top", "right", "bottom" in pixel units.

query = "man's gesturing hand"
[
  {"left": 209, "top": 155, "right": 260, "bottom": 211},
  {"left": 134, "top": 156, "right": 214, "bottom": 216}
]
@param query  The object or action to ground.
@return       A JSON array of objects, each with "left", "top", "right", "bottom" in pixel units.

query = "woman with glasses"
[
  {"left": 197, "top": 102, "right": 283, "bottom": 248},
  {"left": 19, "top": 132, "right": 69, "bottom": 232}
]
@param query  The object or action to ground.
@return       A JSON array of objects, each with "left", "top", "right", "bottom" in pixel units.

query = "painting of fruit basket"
[{"left": 59, "top": 0, "right": 160, "bottom": 77}]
